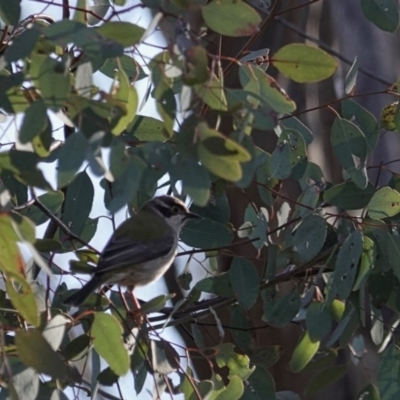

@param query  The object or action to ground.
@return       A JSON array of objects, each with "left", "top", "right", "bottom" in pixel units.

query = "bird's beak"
[{"left": 185, "top": 212, "right": 200, "bottom": 220}]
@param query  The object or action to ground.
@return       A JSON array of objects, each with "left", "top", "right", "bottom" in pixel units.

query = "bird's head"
[{"left": 143, "top": 195, "right": 199, "bottom": 231}]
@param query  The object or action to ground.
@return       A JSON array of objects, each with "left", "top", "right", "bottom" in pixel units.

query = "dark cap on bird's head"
[{"left": 143, "top": 195, "right": 199, "bottom": 222}]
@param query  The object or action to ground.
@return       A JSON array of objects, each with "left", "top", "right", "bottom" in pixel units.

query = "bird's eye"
[{"left": 172, "top": 206, "right": 180, "bottom": 213}]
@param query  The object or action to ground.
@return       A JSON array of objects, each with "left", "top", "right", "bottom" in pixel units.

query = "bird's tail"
[{"left": 63, "top": 277, "right": 102, "bottom": 306}]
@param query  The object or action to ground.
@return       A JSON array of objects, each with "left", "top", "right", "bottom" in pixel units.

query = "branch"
[{"left": 30, "top": 190, "right": 99, "bottom": 254}]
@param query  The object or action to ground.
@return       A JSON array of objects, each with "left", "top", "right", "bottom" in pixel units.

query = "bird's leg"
[
  {"left": 128, "top": 286, "right": 142, "bottom": 311},
  {"left": 119, "top": 286, "right": 144, "bottom": 325}
]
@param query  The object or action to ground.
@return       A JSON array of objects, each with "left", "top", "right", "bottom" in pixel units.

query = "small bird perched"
[{"left": 63, "top": 195, "right": 198, "bottom": 306}]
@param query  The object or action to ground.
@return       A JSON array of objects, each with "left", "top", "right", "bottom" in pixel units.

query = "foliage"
[{"left": 0, "top": 0, "right": 399, "bottom": 399}]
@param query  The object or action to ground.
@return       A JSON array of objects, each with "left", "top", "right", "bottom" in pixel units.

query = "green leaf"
[
  {"left": 196, "top": 272, "right": 233, "bottom": 297},
  {"left": 112, "top": 68, "right": 138, "bottom": 135},
  {"left": 341, "top": 99, "right": 378, "bottom": 154},
  {"left": 261, "top": 288, "right": 301, "bottom": 327},
  {"left": 180, "top": 369, "right": 213, "bottom": 400},
  {"left": 99, "top": 54, "right": 147, "bottom": 81},
  {"left": 256, "top": 154, "right": 280, "bottom": 207},
  {"left": 6, "top": 273, "right": 40, "bottom": 327},
  {"left": 289, "top": 330, "right": 320, "bottom": 373},
  {"left": 304, "top": 365, "right": 347, "bottom": 396},
  {"left": 230, "top": 306, "right": 253, "bottom": 353},
  {"left": 229, "top": 258, "right": 259, "bottom": 310},
  {"left": 239, "top": 64, "right": 296, "bottom": 114},
  {"left": 19, "top": 100, "right": 48, "bottom": 144},
  {"left": 140, "top": 294, "right": 174, "bottom": 315},
  {"left": 378, "top": 344, "right": 400, "bottom": 399},
  {"left": 44, "top": 19, "right": 123, "bottom": 61},
  {"left": 215, "top": 343, "right": 254, "bottom": 380},
  {"left": 34, "top": 239, "right": 62, "bottom": 252},
  {"left": 38, "top": 57, "right": 71, "bottom": 111},
  {"left": 330, "top": 230, "right": 363, "bottom": 301},
  {"left": 367, "top": 187, "right": 400, "bottom": 220},
  {"left": 306, "top": 302, "right": 332, "bottom": 342},
  {"left": 361, "top": 0, "right": 399, "bottom": 32},
  {"left": 330, "top": 117, "right": 367, "bottom": 189},
  {"left": 190, "top": 190, "right": 230, "bottom": 223},
  {"left": 98, "top": 367, "right": 119, "bottom": 386},
  {"left": 181, "top": 217, "right": 233, "bottom": 248},
  {"left": 278, "top": 129, "right": 307, "bottom": 178},
  {"left": 210, "top": 373, "right": 244, "bottom": 400},
  {"left": 364, "top": 219, "right": 392, "bottom": 272},
  {"left": 15, "top": 330, "right": 68, "bottom": 380},
  {"left": 292, "top": 215, "right": 327, "bottom": 263},
  {"left": 64, "top": 334, "right": 91, "bottom": 361},
  {"left": 1, "top": 169, "right": 28, "bottom": 206},
  {"left": 193, "top": 73, "right": 228, "bottom": 111},
  {"left": 326, "top": 305, "right": 357, "bottom": 347},
  {"left": 106, "top": 155, "right": 146, "bottom": 213},
  {"left": 170, "top": 158, "right": 210, "bottom": 207},
  {"left": 251, "top": 346, "right": 282, "bottom": 370},
  {"left": 20, "top": 191, "right": 64, "bottom": 226},
  {"left": 96, "top": 22, "right": 144, "bottom": 47},
  {"left": 60, "top": 171, "right": 94, "bottom": 237},
  {"left": 292, "top": 185, "right": 320, "bottom": 219},
  {"left": 247, "top": 367, "right": 276, "bottom": 399},
  {"left": 5, "top": 25, "right": 41, "bottom": 63},
  {"left": 0, "top": 0, "right": 21, "bottom": 25},
  {"left": 240, "top": 202, "right": 268, "bottom": 250},
  {"left": 32, "top": 116, "right": 52, "bottom": 157},
  {"left": 202, "top": 0, "right": 261, "bottom": 37},
  {"left": 324, "top": 181, "right": 375, "bottom": 210},
  {"left": 270, "top": 140, "right": 292, "bottom": 180},
  {"left": 91, "top": 312, "right": 129, "bottom": 376},
  {"left": 386, "top": 235, "right": 400, "bottom": 283},
  {"left": 302, "top": 348, "right": 338, "bottom": 372},
  {"left": 272, "top": 44, "right": 337, "bottom": 83},
  {"left": 280, "top": 116, "right": 313, "bottom": 145},
  {"left": 0, "top": 214, "right": 25, "bottom": 277},
  {"left": 354, "top": 236, "right": 375, "bottom": 290},
  {"left": 57, "top": 132, "right": 87, "bottom": 188},
  {"left": 126, "top": 115, "right": 168, "bottom": 141}
]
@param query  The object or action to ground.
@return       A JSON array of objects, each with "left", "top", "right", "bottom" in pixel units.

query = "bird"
[{"left": 63, "top": 195, "right": 199, "bottom": 306}]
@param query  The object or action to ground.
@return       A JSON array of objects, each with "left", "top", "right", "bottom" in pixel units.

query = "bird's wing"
[{"left": 93, "top": 233, "right": 176, "bottom": 274}]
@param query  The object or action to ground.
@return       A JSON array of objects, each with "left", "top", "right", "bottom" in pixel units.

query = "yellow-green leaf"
[
  {"left": 367, "top": 186, "right": 400, "bottom": 220},
  {"left": 197, "top": 122, "right": 251, "bottom": 181},
  {"left": 215, "top": 343, "right": 255, "bottom": 380},
  {"left": 6, "top": 272, "right": 40, "bottom": 327},
  {"left": 112, "top": 68, "right": 138, "bottom": 135},
  {"left": 197, "top": 123, "right": 250, "bottom": 162},
  {"left": 202, "top": 0, "right": 261, "bottom": 37},
  {"left": 239, "top": 64, "right": 296, "bottom": 114},
  {"left": 96, "top": 22, "right": 145, "bottom": 47},
  {"left": 289, "top": 330, "right": 320, "bottom": 373},
  {"left": 272, "top": 43, "right": 337, "bottom": 83},
  {"left": 91, "top": 312, "right": 129, "bottom": 376},
  {"left": 194, "top": 73, "right": 228, "bottom": 111},
  {"left": 0, "top": 214, "right": 25, "bottom": 277}
]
